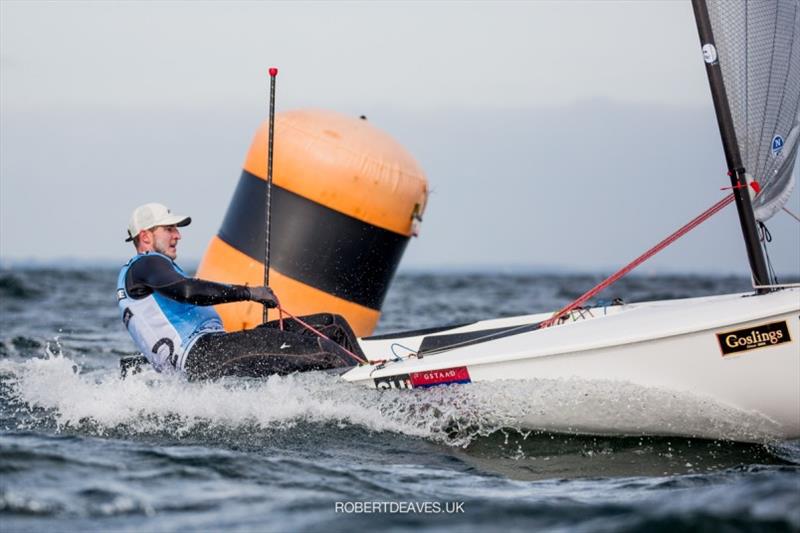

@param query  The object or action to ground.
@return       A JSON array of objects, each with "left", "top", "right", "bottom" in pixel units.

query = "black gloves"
[{"left": 247, "top": 286, "right": 279, "bottom": 308}]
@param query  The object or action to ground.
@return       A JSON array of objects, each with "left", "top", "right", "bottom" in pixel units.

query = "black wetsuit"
[{"left": 122, "top": 254, "right": 362, "bottom": 380}]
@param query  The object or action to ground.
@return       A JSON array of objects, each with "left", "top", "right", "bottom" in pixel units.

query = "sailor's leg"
[
  {"left": 183, "top": 327, "right": 352, "bottom": 381},
  {"left": 278, "top": 313, "right": 366, "bottom": 360}
]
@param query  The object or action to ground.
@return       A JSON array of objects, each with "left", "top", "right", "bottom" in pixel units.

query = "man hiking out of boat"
[{"left": 117, "top": 202, "right": 363, "bottom": 380}]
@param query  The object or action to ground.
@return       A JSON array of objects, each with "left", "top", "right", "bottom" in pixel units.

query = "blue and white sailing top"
[{"left": 116, "top": 253, "right": 249, "bottom": 372}]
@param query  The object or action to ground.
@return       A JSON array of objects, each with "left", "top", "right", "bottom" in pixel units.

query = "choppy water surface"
[{"left": 1, "top": 268, "right": 798, "bottom": 532}]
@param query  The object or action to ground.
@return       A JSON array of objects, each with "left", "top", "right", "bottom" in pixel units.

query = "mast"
[{"left": 691, "top": 0, "right": 771, "bottom": 292}]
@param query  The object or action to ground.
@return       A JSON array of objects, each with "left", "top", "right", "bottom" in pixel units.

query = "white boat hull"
[{"left": 342, "top": 288, "right": 800, "bottom": 442}]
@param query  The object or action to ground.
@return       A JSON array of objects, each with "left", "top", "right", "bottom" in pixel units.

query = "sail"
[{"left": 706, "top": 0, "right": 800, "bottom": 221}]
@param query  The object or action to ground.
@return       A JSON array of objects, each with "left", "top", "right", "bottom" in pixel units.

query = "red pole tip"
[{"left": 269, "top": 68, "right": 278, "bottom": 77}]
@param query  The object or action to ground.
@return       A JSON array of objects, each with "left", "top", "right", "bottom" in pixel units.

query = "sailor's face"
[{"left": 150, "top": 225, "right": 181, "bottom": 259}]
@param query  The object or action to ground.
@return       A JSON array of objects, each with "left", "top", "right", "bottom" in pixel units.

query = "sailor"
[{"left": 117, "top": 202, "right": 363, "bottom": 380}]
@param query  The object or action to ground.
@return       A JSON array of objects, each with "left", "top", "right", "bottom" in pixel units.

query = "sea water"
[{"left": 1, "top": 268, "right": 798, "bottom": 532}]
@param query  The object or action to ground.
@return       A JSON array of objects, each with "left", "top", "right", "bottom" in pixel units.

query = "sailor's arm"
[{"left": 126, "top": 255, "right": 277, "bottom": 306}]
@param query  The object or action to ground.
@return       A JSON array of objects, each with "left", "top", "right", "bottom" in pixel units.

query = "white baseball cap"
[{"left": 126, "top": 203, "right": 191, "bottom": 242}]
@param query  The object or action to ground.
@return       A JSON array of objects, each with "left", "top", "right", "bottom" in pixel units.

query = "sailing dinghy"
[{"left": 341, "top": 0, "right": 800, "bottom": 442}]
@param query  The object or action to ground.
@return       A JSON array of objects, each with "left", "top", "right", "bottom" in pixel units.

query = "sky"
[{"left": 1, "top": 0, "right": 798, "bottom": 276}]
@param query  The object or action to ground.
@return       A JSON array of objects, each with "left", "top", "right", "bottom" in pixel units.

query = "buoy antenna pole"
[{"left": 263, "top": 67, "right": 278, "bottom": 324}]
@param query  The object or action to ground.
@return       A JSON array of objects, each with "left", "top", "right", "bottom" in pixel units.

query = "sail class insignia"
[{"left": 772, "top": 135, "right": 785, "bottom": 155}]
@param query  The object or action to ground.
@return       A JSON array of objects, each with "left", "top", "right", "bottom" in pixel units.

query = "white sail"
[{"left": 707, "top": 0, "right": 800, "bottom": 221}]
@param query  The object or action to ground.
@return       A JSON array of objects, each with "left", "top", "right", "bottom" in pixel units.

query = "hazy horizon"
[{"left": 2, "top": 1, "right": 798, "bottom": 277}]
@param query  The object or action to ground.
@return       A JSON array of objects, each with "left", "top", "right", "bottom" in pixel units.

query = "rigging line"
[
  {"left": 759, "top": 221, "right": 778, "bottom": 286},
  {"left": 415, "top": 304, "right": 605, "bottom": 358},
  {"left": 275, "top": 305, "right": 368, "bottom": 365},
  {"left": 783, "top": 206, "right": 800, "bottom": 222},
  {"left": 390, "top": 343, "right": 416, "bottom": 360},
  {"left": 753, "top": 282, "right": 800, "bottom": 289},
  {"left": 404, "top": 195, "right": 739, "bottom": 358},
  {"left": 539, "top": 193, "right": 736, "bottom": 329}
]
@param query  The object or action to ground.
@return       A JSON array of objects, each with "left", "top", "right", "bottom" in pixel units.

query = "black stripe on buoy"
[{"left": 218, "top": 170, "right": 409, "bottom": 310}]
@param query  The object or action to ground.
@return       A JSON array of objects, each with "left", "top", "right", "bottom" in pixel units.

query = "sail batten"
[{"left": 706, "top": 0, "right": 800, "bottom": 222}]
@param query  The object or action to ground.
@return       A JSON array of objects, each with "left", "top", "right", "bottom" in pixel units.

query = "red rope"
[
  {"left": 275, "top": 305, "right": 368, "bottom": 365},
  {"left": 539, "top": 193, "right": 735, "bottom": 328}
]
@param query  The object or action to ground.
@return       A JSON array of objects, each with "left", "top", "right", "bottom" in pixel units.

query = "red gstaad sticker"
[{"left": 410, "top": 366, "right": 471, "bottom": 388}]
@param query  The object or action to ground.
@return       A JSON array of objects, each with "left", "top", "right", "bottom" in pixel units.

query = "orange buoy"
[{"left": 197, "top": 109, "right": 428, "bottom": 336}]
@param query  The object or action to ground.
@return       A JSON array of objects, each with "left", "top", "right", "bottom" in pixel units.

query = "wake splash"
[
  {"left": 1, "top": 354, "right": 506, "bottom": 445},
  {"left": 1, "top": 355, "right": 419, "bottom": 438},
  {"left": 0, "top": 354, "right": 787, "bottom": 446}
]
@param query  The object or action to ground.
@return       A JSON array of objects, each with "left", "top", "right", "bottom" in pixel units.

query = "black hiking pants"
[{"left": 184, "top": 313, "right": 364, "bottom": 381}]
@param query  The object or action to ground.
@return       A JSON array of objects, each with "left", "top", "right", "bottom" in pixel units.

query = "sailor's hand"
[{"left": 248, "top": 286, "right": 279, "bottom": 308}]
